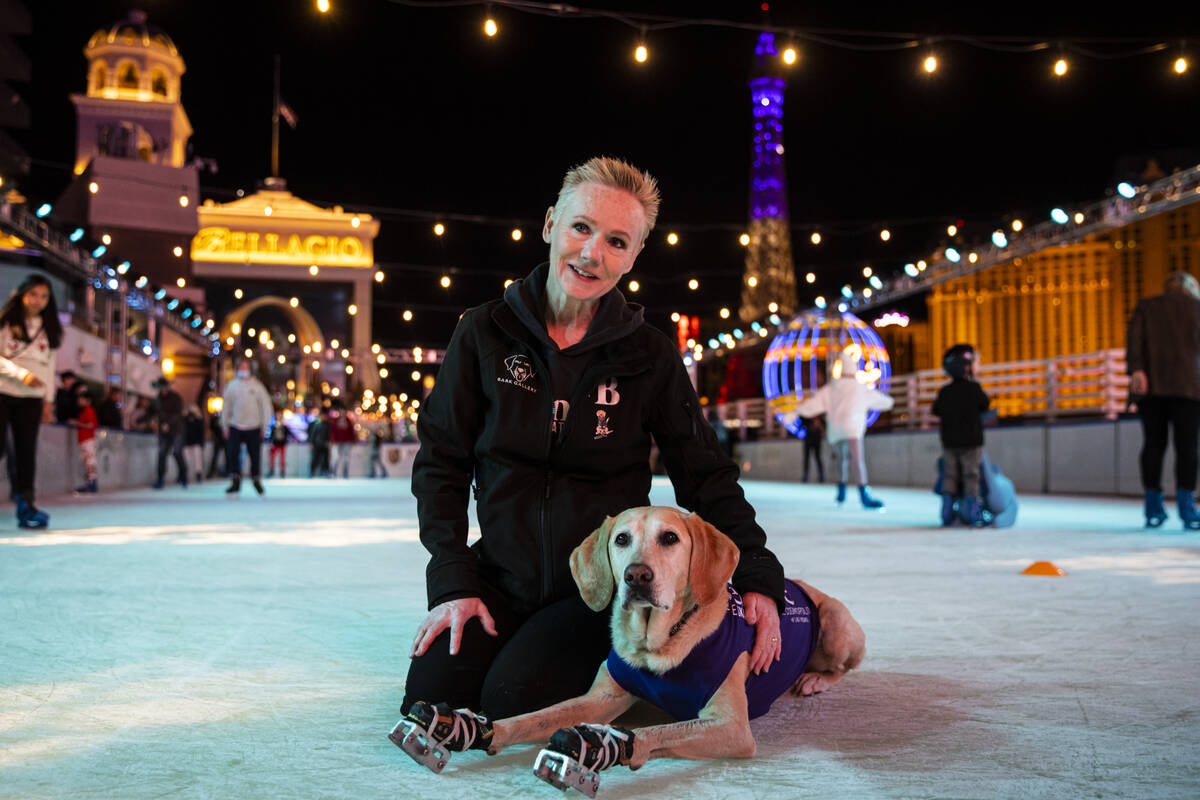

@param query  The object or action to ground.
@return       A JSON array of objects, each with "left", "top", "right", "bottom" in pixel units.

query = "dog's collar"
[{"left": 667, "top": 603, "right": 701, "bottom": 638}]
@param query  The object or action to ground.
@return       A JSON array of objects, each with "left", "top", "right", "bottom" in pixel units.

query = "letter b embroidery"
[{"left": 596, "top": 378, "right": 620, "bottom": 406}]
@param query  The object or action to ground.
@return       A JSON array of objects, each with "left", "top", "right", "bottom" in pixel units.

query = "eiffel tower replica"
[{"left": 739, "top": 32, "right": 798, "bottom": 323}]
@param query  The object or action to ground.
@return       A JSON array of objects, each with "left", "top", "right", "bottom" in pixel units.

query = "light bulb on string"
[
  {"left": 634, "top": 28, "right": 649, "bottom": 64},
  {"left": 1053, "top": 57, "right": 1069, "bottom": 77},
  {"left": 316, "top": 0, "right": 330, "bottom": 12},
  {"left": 483, "top": 12, "right": 498, "bottom": 37},
  {"left": 923, "top": 54, "right": 938, "bottom": 74},
  {"left": 1174, "top": 56, "right": 1188, "bottom": 75}
]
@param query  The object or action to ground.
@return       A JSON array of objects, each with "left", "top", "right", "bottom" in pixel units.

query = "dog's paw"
[{"left": 790, "top": 672, "right": 833, "bottom": 697}]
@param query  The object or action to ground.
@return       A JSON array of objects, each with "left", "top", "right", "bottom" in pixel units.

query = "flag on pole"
[{"left": 278, "top": 100, "right": 298, "bottom": 129}]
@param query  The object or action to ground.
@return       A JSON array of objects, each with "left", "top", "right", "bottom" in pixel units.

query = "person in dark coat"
[
  {"left": 97, "top": 387, "right": 123, "bottom": 429},
  {"left": 801, "top": 414, "right": 825, "bottom": 482},
  {"left": 54, "top": 370, "right": 79, "bottom": 424},
  {"left": 1127, "top": 270, "right": 1200, "bottom": 530},
  {"left": 150, "top": 376, "right": 187, "bottom": 489},
  {"left": 207, "top": 410, "right": 226, "bottom": 477},
  {"left": 307, "top": 408, "right": 331, "bottom": 477},
  {"left": 401, "top": 157, "right": 786, "bottom": 723},
  {"left": 932, "top": 344, "right": 991, "bottom": 526}
]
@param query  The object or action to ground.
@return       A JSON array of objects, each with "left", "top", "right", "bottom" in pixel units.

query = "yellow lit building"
[{"left": 927, "top": 203, "right": 1200, "bottom": 369}]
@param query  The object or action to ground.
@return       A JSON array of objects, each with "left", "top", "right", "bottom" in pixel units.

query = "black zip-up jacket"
[
  {"left": 413, "top": 264, "right": 786, "bottom": 618},
  {"left": 932, "top": 378, "right": 990, "bottom": 448}
]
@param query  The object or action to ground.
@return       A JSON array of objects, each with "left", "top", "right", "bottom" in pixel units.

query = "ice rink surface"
[{"left": 2, "top": 477, "right": 1198, "bottom": 800}]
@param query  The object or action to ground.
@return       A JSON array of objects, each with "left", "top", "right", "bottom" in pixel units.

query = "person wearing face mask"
[
  {"left": 220, "top": 359, "right": 274, "bottom": 495},
  {"left": 0, "top": 274, "right": 62, "bottom": 528},
  {"left": 399, "top": 157, "right": 786, "bottom": 726}
]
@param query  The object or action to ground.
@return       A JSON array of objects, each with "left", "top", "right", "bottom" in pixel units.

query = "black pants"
[
  {"left": 207, "top": 438, "right": 226, "bottom": 477},
  {"left": 1139, "top": 396, "right": 1200, "bottom": 492},
  {"left": 310, "top": 445, "right": 330, "bottom": 477},
  {"left": 227, "top": 427, "right": 263, "bottom": 478},
  {"left": 0, "top": 394, "right": 43, "bottom": 500},
  {"left": 157, "top": 432, "right": 187, "bottom": 483},
  {"left": 803, "top": 434, "right": 824, "bottom": 481},
  {"left": 402, "top": 589, "right": 611, "bottom": 720}
]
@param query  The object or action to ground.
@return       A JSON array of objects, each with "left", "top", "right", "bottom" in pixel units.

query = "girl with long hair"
[{"left": 0, "top": 274, "right": 63, "bottom": 528}]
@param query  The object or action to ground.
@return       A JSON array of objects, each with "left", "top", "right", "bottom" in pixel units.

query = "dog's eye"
[
  {"left": 613, "top": 532, "right": 630, "bottom": 547},
  {"left": 659, "top": 530, "right": 680, "bottom": 546}
]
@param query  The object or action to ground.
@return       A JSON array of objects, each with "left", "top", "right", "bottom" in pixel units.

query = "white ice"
[{"left": 1, "top": 478, "right": 1197, "bottom": 799}]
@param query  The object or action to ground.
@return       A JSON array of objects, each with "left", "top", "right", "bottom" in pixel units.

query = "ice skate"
[
  {"left": 1176, "top": 490, "right": 1200, "bottom": 531},
  {"left": 858, "top": 485, "right": 884, "bottom": 510},
  {"left": 225, "top": 476, "right": 241, "bottom": 494},
  {"left": 252, "top": 478, "right": 264, "bottom": 495},
  {"left": 835, "top": 482, "right": 846, "bottom": 505},
  {"left": 16, "top": 498, "right": 49, "bottom": 529},
  {"left": 959, "top": 495, "right": 984, "bottom": 527},
  {"left": 74, "top": 479, "right": 98, "bottom": 495},
  {"left": 389, "top": 701, "right": 493, "bottom": 774},
  {"left": 1144, "top": 490, "right": 1168, "bottom": 528},
  {"left": 532, "top": 724, "right": 633, "bottom": 799},
  {"left": 939, "top": 493, "right": 957, "bottom": 526}
]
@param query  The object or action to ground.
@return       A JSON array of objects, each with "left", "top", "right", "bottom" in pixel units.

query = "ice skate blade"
[
  {"left": 388, "top": 720, "right": 449, "bottom": 773},
  {"left": 533, "top": 749, "right": 599, "bottom": 798}
]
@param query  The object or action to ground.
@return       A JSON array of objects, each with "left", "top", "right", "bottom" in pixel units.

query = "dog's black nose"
[{"left": 623, "top": 563, "right": 654, "bottom": 587}]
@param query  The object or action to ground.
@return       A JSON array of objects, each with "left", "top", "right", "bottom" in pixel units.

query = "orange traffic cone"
[{"left": 1021, "top": 561, "right": 1068, "bottom": 577}]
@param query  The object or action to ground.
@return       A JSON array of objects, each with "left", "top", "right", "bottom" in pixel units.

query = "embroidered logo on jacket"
[
  {"left": 498, "top": 354, "right": 537, "bottom": 393},
  {"left": 594, "top": 409, "right": 612, "bottom": 439}
]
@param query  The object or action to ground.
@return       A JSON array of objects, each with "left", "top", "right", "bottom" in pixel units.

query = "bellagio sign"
[{"left": 191, "top": 227, "right": 369, "bottom": 267}]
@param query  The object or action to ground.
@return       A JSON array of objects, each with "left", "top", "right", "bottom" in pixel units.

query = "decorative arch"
[
  {"left": 116, "top": 59, "right": 140, "bottom": 90},
  {"left": 90, "top": 61, "right": 109, "bottom": 95},
  {"left": 219, "top": 296, "right": 325, "bottom": 351},
  {"left": 151, "top": 67, "right": 168, "bottom": 97}
]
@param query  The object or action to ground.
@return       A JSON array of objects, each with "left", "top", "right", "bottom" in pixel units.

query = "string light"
[
  {"left": 688, "top": 279, "right": 699, "bottom": 290},
  {"left": 484, "top": 15, "right": 498, "bottom": 37},
  {"left": 375, "top": 270, "right": 384, "bottom": 282},
  {"left": 810, "top": 232, "right": 821, "bottom": 245},
  {"left": 879, "top": 228, "right": 891, "bottom": 241},
  {"left": 348, "top": 304, "right": 358, "bottom": 315},
  {"left": 172, "top": 246, "right": 183, "bottom": 257},
  {"left": 234, "top": 288, "right": 243, "bottom": 299},
  {"left": 434, "top": 223, "right": 445, "bottom": 236},
  {"left": 947, "top": 224, "right": 957, "bottom": 236},
  {"left": 634, "top": 42, "right": 648, "bottom": 63},
  {"left": 923, "top": 54, "right": 938, "bottom": 74},
  {"left": 289, "top": 297, "right": 299, "bottom": 307},
  {"left": 511, "top": 228, "right": 522, "bottom": 241},
  {"left": 1053, "top": 58, "right": 1068, "bottom": 77},
  {"left": 179, "top": 195, "right": 188, "bottom": 207},
  {"left": 403, "top": 310, "right": 413, "bottom": 321},
  {"left": 440, "top": 275, "right": 451, "bottom": 288},
  {"left": 309, "top": 265, "right": 319, "bottom": 276},
  {"left": 317, "top": 0, "right": 330, "bottom": 12},
  {"left": 666, "top": 232, "right": 678, "bottom": 245},
  {"left": 739, "top": 233, "right": 750, "bottom": 246},
  {"left": 670, "top": 312, "right": 680, "bottom": 322},
  {"left": 88, "top": 182, "right": 98, "bottom": 194},
  {"left": 805, "top": 273, "right": 815, "bottom": 283},
  {"left": 101, "top": 233, "right": 112, "bottom": 245},
  {"left": 1012, "top": 219, "right": 1024, "bottom": 232},
  {"left": 176, "top": 277, "right": 186, "bottom": 288},
  {"left": 781, "top": 46, "right": 798, "bottom": 65},
  {"left": 1175, "top": 57, "right": 1189, "bottom": 74},
  {"left": 747, "top": 276, "right": 758, "bottom": 287},
  {"left": 862, "top": 266, "right": 873, "bottom": 277},
  {"left": 379, "top": 368, "right": 389, "bottom": 378},
  {"left": 628, "top": 280, "right": 640, "bottom": 292},
  {"left": 719, "top": 307, "right": 730, "bottom": 319},
  {"left": 1074, "top": 212, "right": 1085, "bottom": 224}
]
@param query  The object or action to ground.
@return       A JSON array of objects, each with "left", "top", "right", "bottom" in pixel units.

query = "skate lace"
[
  {"left": 577, "top": 724, "right": 630, "bottom": 771},
  {"left": 416, "top": 704, "right": 489, "bottom": 751}
]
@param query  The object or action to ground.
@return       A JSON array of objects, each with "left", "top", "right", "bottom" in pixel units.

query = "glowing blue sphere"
[{"left": 762, "top": 310, "right": 892, "bottom": 439}]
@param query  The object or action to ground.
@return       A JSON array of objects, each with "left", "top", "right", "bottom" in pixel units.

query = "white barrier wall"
[
  {"left": 736, "top": 418, "right": 1170, "bottom": 497},
  {"left": 1, "top": 425, "right": 421, "bottom": 497}
]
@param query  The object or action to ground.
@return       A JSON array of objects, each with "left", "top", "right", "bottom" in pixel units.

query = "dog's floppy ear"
[
  {"left": 571, "top": 515, "right": 616, "bottom": 611},
  {"left": 683, "top": 512, "right": 740, "bottom": 607}
]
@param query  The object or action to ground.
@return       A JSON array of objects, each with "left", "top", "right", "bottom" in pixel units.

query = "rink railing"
[{"left": 714, "top": 347, "right": 1130, "bottom": 437}]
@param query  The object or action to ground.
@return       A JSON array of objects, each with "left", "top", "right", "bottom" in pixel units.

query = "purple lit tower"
[{"left": 740, "top": 32, "right": 798, "bottom": 323}]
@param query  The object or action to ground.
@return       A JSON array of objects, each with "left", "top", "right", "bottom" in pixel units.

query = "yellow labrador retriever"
[{"left": 392, "top": 506, "right": 864, "bottom": 796}]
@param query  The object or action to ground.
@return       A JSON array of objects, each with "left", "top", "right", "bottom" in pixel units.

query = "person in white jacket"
[
  {"left": 221, "top": 359, "right": 274, "bottom": 495},
  {"left": 0, "top": 274, "right": 63, "bottom": 528},
  {"left": 792, "top": 344, "right": 894, "bottom": 509}
]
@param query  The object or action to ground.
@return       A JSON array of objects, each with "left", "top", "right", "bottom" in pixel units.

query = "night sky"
[{"left": 17, "top": 1, "right": 1200, "bottom": 350}]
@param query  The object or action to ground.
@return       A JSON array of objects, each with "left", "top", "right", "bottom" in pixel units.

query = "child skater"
[{"left": 932, "top": 344, "right": 992, "bottom": 526}]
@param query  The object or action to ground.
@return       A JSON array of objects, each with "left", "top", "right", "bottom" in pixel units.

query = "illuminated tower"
[
  {"left": 55, "top": 10, "right": 199, "bottom": 286},
  {"left": 740, "top": 32, "right": 797, "bottom": 323}
]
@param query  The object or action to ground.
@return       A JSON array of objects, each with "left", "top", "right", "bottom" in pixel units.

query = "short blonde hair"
[
  {"left": 1164, "top": 270, "right": 1200, "bottom": 299},
  {"left": 556, "top": 156, "right": 661, "bottom": 237}
]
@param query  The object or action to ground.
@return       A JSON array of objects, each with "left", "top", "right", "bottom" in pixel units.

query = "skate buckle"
[
  {"left": 388, "top": 719, "right": 450, "bottom": 774},
  {"left": 532, "top": 748, "right": 600, "bottom": 798}
]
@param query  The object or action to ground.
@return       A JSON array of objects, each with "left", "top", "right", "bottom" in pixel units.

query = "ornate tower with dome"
[{"left": 55, "top": 10, "right": 199, "bottom": 289}]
